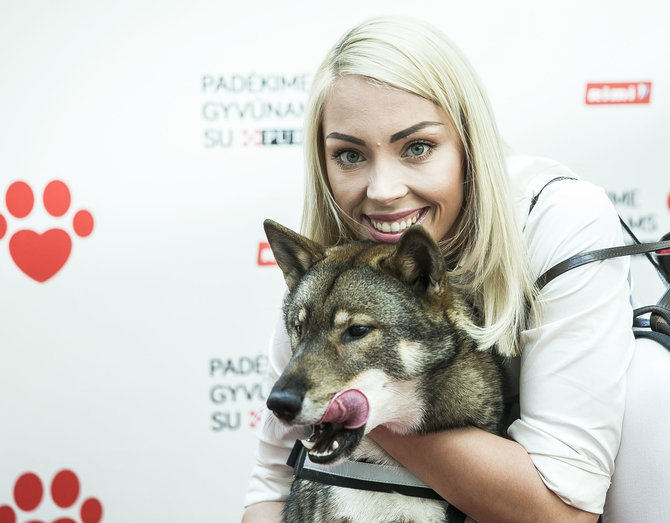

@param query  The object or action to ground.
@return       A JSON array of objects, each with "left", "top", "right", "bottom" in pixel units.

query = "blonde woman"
[{"left": 243, "top": 16, "right": 668, "bottom": 522}]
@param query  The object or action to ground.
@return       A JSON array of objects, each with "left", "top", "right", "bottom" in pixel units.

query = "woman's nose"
[{"left": 366, "top": 163, "right": 408, "bottom": 205}]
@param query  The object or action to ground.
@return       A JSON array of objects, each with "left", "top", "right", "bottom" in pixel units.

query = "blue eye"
[
  {"left": 340, "top": 151, "right": 362, "bottom": 164},
  {"left": 332, "top": 149, "right": 365, "bottom": 167},
  {"left": 406, "top": 142, "right": 432, "bottom": 158}
]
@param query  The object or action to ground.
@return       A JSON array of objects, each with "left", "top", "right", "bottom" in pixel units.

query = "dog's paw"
[
  {"left": 0, "top": 469, "right": 103, "bottom": 523},
  {"left": 0, "top": 180, "right": 94, "bottom": 281}
]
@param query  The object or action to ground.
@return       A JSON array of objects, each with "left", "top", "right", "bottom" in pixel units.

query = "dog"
[{"left": 263, "top": 219, "right": 506, "bottom": 523}]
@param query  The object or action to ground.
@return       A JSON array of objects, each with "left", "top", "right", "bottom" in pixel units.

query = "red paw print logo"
[
  {"left": 257, "top": 242, "right": 276, "bottom": 266},
  {"left": 249, "top": 409, "right": 263, "bottom": 429},
  {"left": 0, "top": 469, "right": 103, "bottom": 523},
  {"left": 0, "top": 180, "right": 94, "bottom": 282}
]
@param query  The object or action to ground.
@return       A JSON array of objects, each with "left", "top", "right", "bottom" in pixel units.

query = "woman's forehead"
[{"left": 322, "top": 76, "right": 451, "bottom": 138}]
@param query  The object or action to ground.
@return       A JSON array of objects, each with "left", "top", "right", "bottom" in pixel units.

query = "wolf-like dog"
[{"left": 263, "top": 219, "right": 506, "bottom": 523}]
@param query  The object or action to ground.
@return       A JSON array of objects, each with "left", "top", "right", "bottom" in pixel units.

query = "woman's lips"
[{"left": 363, "top": 208, "right": 428, "bottom": 242}]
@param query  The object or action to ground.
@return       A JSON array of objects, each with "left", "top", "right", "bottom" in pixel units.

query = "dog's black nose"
[{"left": 266, "top": 389, "right": 303, "bottom": 422}]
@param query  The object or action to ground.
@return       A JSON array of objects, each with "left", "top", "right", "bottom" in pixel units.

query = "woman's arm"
[
  {"left": 241, "top": 501, "right": 285, "bottom": 523},
  {"left": 371, "top": 426, "right": 598, "bottom": 523}
]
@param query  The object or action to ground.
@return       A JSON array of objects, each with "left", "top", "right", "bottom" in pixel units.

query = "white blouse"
[{"left": 507, "top": 155, "right": 634, "bottom": 513}]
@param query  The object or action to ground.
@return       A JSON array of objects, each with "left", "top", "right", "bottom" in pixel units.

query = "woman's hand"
[{"left": 370, "top": 426, "right": 599, "bottom": 523}]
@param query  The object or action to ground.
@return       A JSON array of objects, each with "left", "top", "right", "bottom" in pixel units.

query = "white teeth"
[
  {"left": 373, "top": 212, "right": 420, "bottom": 234},
  {"left": 302, "top": 439, "right": 339, "bottom": 453}
]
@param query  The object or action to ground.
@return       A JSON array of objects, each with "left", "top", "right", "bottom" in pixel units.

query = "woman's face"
[{"left": 323, "top": 75, "right": 464, "bottom": 244}]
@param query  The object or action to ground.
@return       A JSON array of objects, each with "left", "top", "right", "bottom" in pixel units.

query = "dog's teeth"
[
  {"left": 301, "top": 439, "right": 316, "bottom": 450},
  {"left": 310, "top": 449, "right": 332, "bottom": 458},
  {"left": 330, "top": 440, "right": 339, "bottom": 451}
]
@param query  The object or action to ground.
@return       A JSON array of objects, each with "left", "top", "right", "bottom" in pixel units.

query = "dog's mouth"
[
  {"left": 300, "top": 388, "right": 370, "bottom": 463},
  {"left": 301, "top": 423, "right": 364, "bottom": 463}
]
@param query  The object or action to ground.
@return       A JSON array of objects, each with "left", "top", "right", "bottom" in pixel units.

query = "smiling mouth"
[{"left": 366, "top": 208, "right": 426, "bottom": 234}]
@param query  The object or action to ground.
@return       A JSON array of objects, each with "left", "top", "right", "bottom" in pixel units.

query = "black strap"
[
  {"left": 289, "top": 441, "right": 444, "bottom": 500},
  {"left": 634, "top": 327, "right": 670, "bottom": 349},
  {"left": 639, "top": 286, "right": 670, "bottom": 336},
  {"left": 527, "top": 175, "right": 577, "bottom": 216},
  {"left": 536, "top": 240, "right": 670, "bottom": 291},
  {"left": 287, "top": 440, "right": 468, "bottom": 521},
  {"left": 619, "top": 220, "right": 670, "bottom": 285},
  {"left": 531, "top": 177, "right": 670, "bottom": 338}
]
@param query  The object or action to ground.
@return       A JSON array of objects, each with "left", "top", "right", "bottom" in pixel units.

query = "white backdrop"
[{"left": 0, "top": 1, "right": 668, "bottom": 522}]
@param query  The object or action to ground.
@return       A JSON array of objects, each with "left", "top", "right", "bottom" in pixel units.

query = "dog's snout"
[{"left": 267, "top": 389, "right": 303, "bottom": 422}]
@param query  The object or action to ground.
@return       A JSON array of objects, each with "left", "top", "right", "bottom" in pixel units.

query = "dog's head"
[{"left": 263, "top": 219, "right": 460, "bottom": 463}]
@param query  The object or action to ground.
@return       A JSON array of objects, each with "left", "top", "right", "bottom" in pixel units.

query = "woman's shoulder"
[
  {"left": 506, "top": 154, "right": 615, "bottom": 231},
  {"left": 506, "top": 155, "right": 623, "bottom": 281}
]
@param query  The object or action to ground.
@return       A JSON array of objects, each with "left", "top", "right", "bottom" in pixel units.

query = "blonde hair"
[{"left": 300, "top": 16, "right": 536, "bottom": 357}]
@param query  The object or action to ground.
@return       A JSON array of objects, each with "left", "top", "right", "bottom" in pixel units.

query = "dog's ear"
[
  {"left": 263, "top": 219, "right": 326, "bottom": 291},
  {"left": 388, "top": 226, "right": 447, "bottom": 297}
]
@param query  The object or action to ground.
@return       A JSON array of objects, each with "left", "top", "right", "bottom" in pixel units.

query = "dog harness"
[
  {"left": 287, "top": 440, "right": 468, "bottom": 521},
  {"left": 288, "top": 440, "right": 442, "bottom": 499}
]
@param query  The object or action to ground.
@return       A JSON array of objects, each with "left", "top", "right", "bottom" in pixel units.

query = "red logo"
[
  {"left": 249, "top": 409, "right": 263, "bottom": 428},
  {"left": 0, "top": 181, "right": 94, "bottom": 282},
  {"left": 241, "top": 129, "right": 262, "bottom": 147},
  {"left": 585, "top": 82, "right": 652, "bottom": 105},
  {"left": 257, "top": 241, "right": 276, "bottom": 266},
  {"left": 0, "top": 469, "right": 103, "bottom": 523}
]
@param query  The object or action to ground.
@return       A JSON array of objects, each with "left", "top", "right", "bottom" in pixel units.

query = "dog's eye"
[
  {"left": 345, "top": 325, "right": 372, "bottom": 339},
  {"left": 294, "top": 323, "right": 302, "bottom": 338}
]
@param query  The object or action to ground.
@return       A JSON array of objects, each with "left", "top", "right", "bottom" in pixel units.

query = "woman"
[{"left": 243, "top": 16, "right": 650, "bottom": 522}]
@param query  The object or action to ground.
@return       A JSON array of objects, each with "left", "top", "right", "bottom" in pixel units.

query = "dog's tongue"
[{"left": 318, "top": 388, "right": 369, "bottom": 429}]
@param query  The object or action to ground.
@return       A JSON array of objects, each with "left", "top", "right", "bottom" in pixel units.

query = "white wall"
[{"left": 0, "top": 1, "right": 667, "bottom": 521}]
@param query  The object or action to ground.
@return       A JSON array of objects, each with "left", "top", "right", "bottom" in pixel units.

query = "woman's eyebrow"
[
  {"left": 390, "top": 121, "right": 444, "bottom": 143},
  {"left": 325, "top": 132, "right": 366, "bottom": 146}
]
